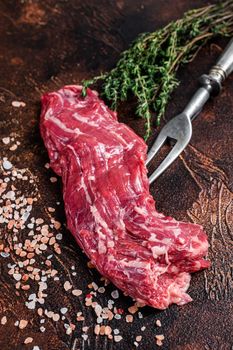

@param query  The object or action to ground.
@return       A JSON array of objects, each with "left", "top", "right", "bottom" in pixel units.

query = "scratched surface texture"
[{"left": 0, "top": 0, "right": 233, "bottom": 349}]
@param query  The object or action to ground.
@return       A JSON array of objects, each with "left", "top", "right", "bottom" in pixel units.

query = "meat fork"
[{"left": 146, "top": 38, "right": 233, "bottom": 184}]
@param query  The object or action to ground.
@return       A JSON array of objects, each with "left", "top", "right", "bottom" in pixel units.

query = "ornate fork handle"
[{"left": 183, "top": 38, "right": 233, "bottom": 121}]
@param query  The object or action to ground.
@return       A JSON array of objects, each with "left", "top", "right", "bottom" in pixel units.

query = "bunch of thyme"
[{"left": 82, "top": 1, "right": 233, "bottom": 139}]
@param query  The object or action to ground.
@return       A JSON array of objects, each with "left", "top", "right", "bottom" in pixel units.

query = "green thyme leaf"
[{"left": 82, "top": 1, "right": 233, "bottom": 139}]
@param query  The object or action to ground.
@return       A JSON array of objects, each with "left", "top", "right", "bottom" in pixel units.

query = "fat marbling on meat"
[{"left": 40, "top": 85, "right": 210, "bottom": 309}]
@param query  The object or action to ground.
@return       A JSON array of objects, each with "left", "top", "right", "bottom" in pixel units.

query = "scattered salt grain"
[
  {"left": 104, "top": 326, "right": 112, "bottom": 335},
  {"left": 24, "top": 337, "right": 33, "bottom": 344},
  {"left": 156, "top": 319, "right": 162, "bottom": 327},
  {"left": 82, "top": 334, "right": 88, "bottom": 340},
  {"left": 114, "top": 314, "right": 121, "bottom": 320},
  {"left": 2, "top": 137, "right": 10, "bottom": 145},
  {"left": 126, "top": 315, "right": 133, "bottom": 323},
  {"left": 72, "top": 289, "right": 82, "bottom": 297},
  {"left": 113, "top": 329, "right": 119, "bottom": 335},
  {"left": 50, "top": 177, "right": 57, "bottom": 183},
  {"left": 99, "top": 325, "right": 106, "bottom": 335},
  {"left": 94, "top": 304, "right": 102, "bottom": 317},
  {"left": 39, "top": 243, "right": 47, "bottom": 251},
  {"left": 9, "top": 144, "right": 17, "bottom": 151},
  {"left": 26, "top": 300, "right": 36, "bottom": 310},
  {"left": 114, "top": 335, "right": 123, "bottom": 343},
  {"left": 98, "top": 287, "right": 105, "bottom": 293},
  {"left": 111, "top": 290, "right": 119, "bottom": 299},
  {"left": 40, "top": 326, "right": 45, "bottom": 332},
  {"left": 60, "top": 307, "right": 68, "bottom": 315},
  {"left": 19, "top": 319, "right": 28, "bottom": 329},
  {"left": 12, "top": 101, "right": 26, "bottom": 107},
  {"left": 128, "top": 305, "right": 138, "bottom": 314},
  {"left": 66, "top": 326, "right": 72, "bottom": 335},
  {"left": 33, "top": 346, "right": 40, "bottom": 350},
  {"left": 155, "top": 334, "right": 165, "bottom": 346},
  {"left": 36, "top": 218, "right": 44, "bottom": 225},
  {"left": 56, "top": 233, "right": 62, "bottom": 240},
  {"left": 54, "top": 221, "right": 61, "bottom": 229},
  {"left": 13, "top": 273, "right": 21, "bottom": 281},
  {"left": 94, "top": 324, "right": 100, "bottom": 335},
  {"left": 52, "top": 313, "right": 60, "bottom": 322},
  {"left": 96, "top": 316, "right": 103, "bottom": 324},
  {"left": 136, "top": 336, "right": 142, "bottom": 342},
  {"left": 3, "top": 160, "right": 13, "bottom": 170},
  {"left": 37, "top": 308, "right": 43, "bottom": 316},
  {"left": 1, "top": 252, "right": 10, "bottom": 258},
  {"left": 1, "top": 316, "right": 7, "bottom": 325},
  {"left": 141, "top": 326, "right": 146, "bottom": 331},
  {"left": 156, "top": 335, "right": 165, "bottom": 341},
  {"left": 64, "top": 281, "right": 72, "bottom": 291}
]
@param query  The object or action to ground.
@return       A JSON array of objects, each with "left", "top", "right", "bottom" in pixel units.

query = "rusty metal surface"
[{"left": 0, "top": 0, "right": 233, "bottom": 349}]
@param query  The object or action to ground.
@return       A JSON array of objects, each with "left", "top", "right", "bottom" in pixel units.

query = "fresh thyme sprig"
[{"left": 82, "top": 1, "right": 233, "bottom": 139}]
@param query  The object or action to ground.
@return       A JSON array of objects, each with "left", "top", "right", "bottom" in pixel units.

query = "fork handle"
[
  {"left": 183, "top": 37, "right": 233, "bottom": 120},
  {"left": 213, "top": 37, "right": 233, "bottom": 79},
  {"left": 200, "top": 37, "right": 233, "bottom": 95}
]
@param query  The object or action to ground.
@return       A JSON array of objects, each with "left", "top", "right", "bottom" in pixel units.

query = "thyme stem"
[{"left": 82, "top": 1, "right": 233, "bottom": 139}]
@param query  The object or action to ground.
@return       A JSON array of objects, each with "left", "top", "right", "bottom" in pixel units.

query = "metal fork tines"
[
  {"left": 146, "top": 37, "right": 233, "bottom": 184},
  {"left": 146, "top": 113, "right": 192, "bottom": 184},
  {"left": 146, "top": 87, "right": 210, "bottom": 184}
]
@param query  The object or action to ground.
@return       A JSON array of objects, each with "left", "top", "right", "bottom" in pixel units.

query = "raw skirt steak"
[{"left": 40, "top": 85, "right": 210, "bottom": 309}]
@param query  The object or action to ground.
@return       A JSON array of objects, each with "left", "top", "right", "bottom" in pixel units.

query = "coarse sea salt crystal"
[
  {"left": 12, "top": 101, "right": 26, "bottom": 107},
  {"left": 2, "top": 137, "right": 10, "bottom": 145},
  {"left": 98, "top": 287, "right": 105, "bottom": 293},
  {"left": 114, "top": 314, "right": 121, "bottom": 320},
  {"left": 28, "top": 293, "right": 36, "bottom": 300},
  {"left": 56, "top": 233, "right": 62, "bottom": 240},
  {"left": 1, "top": 316, "right": 7, "bottom": 325},
  {"left": 26, "top": 300, "right": 36, "bottom": 310},
  {"left": 111, "top": 290, "right": 119, "bottom": 299},
  {"left": 0, "top": 252, "right": 10, "bottom": 258},
  {"left": 2, "top": 160, "right": 13, "bottom": 170},
  {"left": 60, "top": 307, "right": 68, "bottom": 314},
  {"left": 13, "top": 273, "right": 21, "bottom": 281},
  {"left": 64, "top": 281, "right": 72, "bottom": 291},
  {"left": 72, "top": 289, "right": 82, "bottom": 297},
  {"left": 114, "top": 335, "right": 123, "bottom": 342},
  {"left": 94, "top": 304, "right": 102, "bottom": 316},
  {"left": 97, "top": 317, "right": 103, "bottom": 324}
]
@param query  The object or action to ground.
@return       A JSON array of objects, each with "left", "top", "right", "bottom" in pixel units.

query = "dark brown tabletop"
[{"left": 0, "top": 1, "right": 233, "bottom": 349}]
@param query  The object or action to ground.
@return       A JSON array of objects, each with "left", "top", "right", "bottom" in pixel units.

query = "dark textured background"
[{"left": 0, "top": 1, "right": 233, "bottom": 349}]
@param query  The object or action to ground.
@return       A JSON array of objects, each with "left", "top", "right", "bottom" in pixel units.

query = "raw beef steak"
[{"left": 40, "top": 85, "right": 210, "bottom": 309}]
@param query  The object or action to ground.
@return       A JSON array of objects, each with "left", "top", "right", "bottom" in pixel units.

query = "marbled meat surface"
[{"left": 40, "top": 85, "right": 210, "bottom": 309}]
